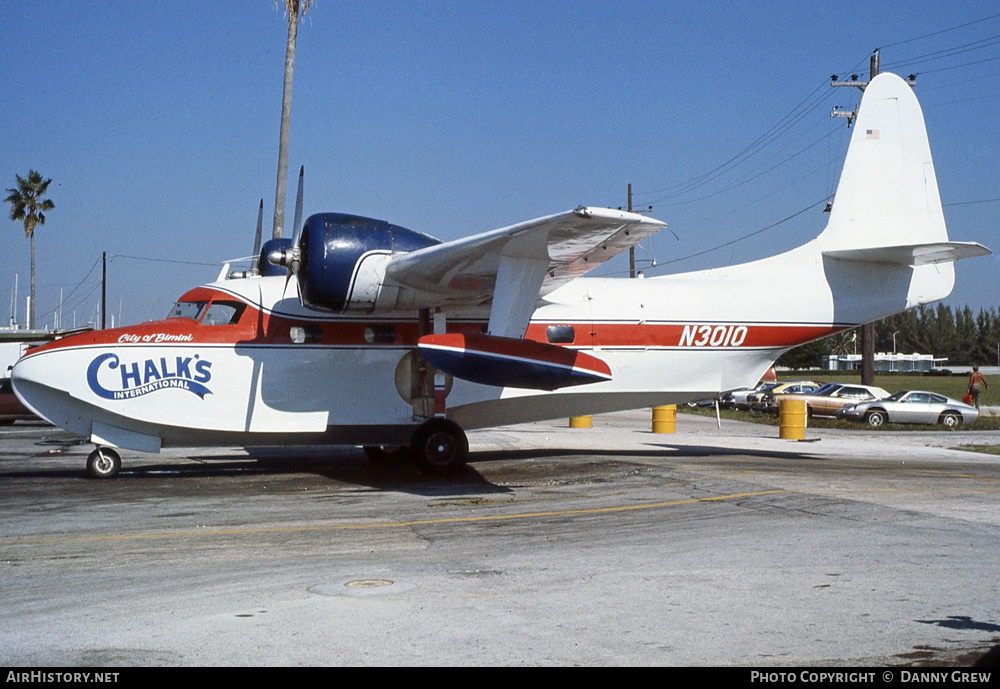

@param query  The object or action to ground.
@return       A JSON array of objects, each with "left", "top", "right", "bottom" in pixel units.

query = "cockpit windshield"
[
  {"left": 169, "top": 300, "right": 207, "bottom": 321},
  {"left": 167, "top": 300, "right": 245, "bottom": 325}
]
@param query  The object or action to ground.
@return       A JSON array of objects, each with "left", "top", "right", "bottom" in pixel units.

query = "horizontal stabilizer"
[{"left": 823, "top": 241, "right": 990, "bottom": 266}]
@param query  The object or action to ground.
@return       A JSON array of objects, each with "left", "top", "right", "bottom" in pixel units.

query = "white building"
[{"left": 822, "top": 352, "right": 947, "bottom": 373}]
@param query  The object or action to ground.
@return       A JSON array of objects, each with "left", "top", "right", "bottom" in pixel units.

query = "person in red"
[{"left": 968, "top": 366, "right": 988, "bottom": 409}]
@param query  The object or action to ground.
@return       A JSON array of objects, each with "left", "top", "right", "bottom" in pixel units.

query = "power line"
[
  {"left": 944, "top": 197, "right": 1000, "bottom": 207},
  {"left": 883, "top": 33, "right": 1000, "bottom": 68},
  {"left": 879, "top": 12, "right": 1000, "bottom": 49},
  {"left": 35, "top": 255, "right": 101, "bottom": 324},
  {"left": 911, "top": 54, "right": 1000, "bottom": 75},
  {"left": 110, "top": 253, "right": 219, "bottom": 267},
  {"left": 635, "top": 79, "right": 833, "bottom": 203},
  {"left": 657, "top": 198, "right": 828, "bottom": 268}
]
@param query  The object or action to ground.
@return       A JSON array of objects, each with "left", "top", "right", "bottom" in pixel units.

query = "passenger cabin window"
[
  {"left": 290, "top": 325, "right": 322, "bottom": 344},
  {"left": 546, "top": 325, "right": 576, "bottom": 344},
  {"left": 364, "top": 325, "right": 396, "bottom": 344},
  {"left": 201, "top": 301, "right": 245, "bottom": 326}
]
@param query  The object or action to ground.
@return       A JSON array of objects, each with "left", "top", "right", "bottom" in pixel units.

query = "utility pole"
[
  {"left": 830, "top": 50, "right": 907, "bottom": 387},
  {"left": 624, "top": 183, "right": 654, "bottom": 278},
  {"left": 101, "top": 251, "right": 107, "bottom": 330},
  {"left": 859, "top": 52, "right": 879, "bottom": 387},
  {"left": 628, "top": 184, "right": 635, "bottom": 278}
]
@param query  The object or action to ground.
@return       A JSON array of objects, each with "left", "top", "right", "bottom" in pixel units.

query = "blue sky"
[{"left": 2, "top": 1, "right": 998, "bottom": 329}]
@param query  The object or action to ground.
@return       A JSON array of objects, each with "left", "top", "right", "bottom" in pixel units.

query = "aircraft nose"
[
  {"left": 11, "top": 356, "right": 40, "bottom": 404},
  {"left": 9, "top": 353, "right": 59, "bottom": 424}
]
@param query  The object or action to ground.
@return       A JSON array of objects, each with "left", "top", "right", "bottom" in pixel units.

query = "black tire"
[
  {"left": 87, "top": 447, "right": 121, "bottom": 479},
  {"left": 865, "top": 410, "right": 886, "bottom": 427},
  {"left": 940, "top": 412, "right": 961, "bottom": 427},
  {"left": 363, "top": 445, "right": 411, "bottom": 464},
  {"left": 409, "top": 419, "right": 469, "bottom": 475}
]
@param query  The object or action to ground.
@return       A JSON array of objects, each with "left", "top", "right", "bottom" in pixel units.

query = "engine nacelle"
[{"left": 293, "top": 213, "right": 440, "bottom": 312}]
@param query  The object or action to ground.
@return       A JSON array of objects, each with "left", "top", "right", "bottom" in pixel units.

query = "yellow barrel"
[
  {"left": 778, "top": 398, "right": 807, "bottom": 440},
  {"left": 569, "top": 415, "right": 593, "bottom": 428},
  {"left": 652, "top": 405, "right": 676, "bottom": 434}
]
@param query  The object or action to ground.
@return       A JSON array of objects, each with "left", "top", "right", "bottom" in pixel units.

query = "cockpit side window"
[
  {"left": 167, "top": 299, "right": 245, "bottom": 325},
  {"left": 201, "top": 301, "right": 246, "bottom": 326}
]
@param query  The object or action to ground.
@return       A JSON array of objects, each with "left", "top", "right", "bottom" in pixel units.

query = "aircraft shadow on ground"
[
  {"left": 917, "top": 616, "right": 1000, "bottom": 633},
  {"left": 643, "top": 442, "right": 831, "bottom": 461},
  {"left": 115, "top": 449, "right": 512, "bottom": 497},
  {"left": 469, "top": 443, "right": 828, "bottom": 463},
  {"left": 8, "top": 440, "right": 827, "bottom": 493}
]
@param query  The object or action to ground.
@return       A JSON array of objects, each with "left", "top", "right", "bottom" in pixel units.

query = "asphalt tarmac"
[{"left": 2, "top": 411, "right": 999, "bottom": 667}]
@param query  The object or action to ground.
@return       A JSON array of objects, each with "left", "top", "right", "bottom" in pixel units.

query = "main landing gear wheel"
[
  {"left": 87, "top": 447, "right": 121, "bottom": 479},
  {"left": 409, "top": 419, "right": 469, "bottom": 475}
]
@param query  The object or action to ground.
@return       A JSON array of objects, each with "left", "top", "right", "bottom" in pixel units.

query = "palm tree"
[
  {"left": 272, "top": 0, "right": 313, "bottom": 239},
  {"left": 5, "top": 171, "right": 55, "bottom": 329}
]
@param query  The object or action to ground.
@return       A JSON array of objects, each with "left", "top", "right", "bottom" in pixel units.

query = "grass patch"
[
  {"left": 679, "top": 405, "right": 1000, "bottom": 431},
  {"left": 952, "top": 445, "right": 1000, "bottom": 456}
]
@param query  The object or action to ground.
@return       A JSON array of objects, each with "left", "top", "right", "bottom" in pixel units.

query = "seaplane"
[{"left": 11, "top": 73, "right": 990, "bottom": 478}]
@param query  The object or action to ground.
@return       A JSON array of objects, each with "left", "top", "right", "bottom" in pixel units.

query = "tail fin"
[
  {"left": 817, "top": 72, "right": 988, "bottom": 306},
  {"left": 820, "top": 72, "right": 945, "bottom": 252}
]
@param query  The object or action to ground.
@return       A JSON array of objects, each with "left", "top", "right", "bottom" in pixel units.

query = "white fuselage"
[{"left": 13, "top": 240, "right": 921, "bottom": 453}]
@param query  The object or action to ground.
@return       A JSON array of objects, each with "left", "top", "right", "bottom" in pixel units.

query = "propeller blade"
[
  {"left": 291, "top": 165, "right": 304, "bottom": 245},
  {"left": 252, "top": 198, "right": 264, "bottom": 273}
]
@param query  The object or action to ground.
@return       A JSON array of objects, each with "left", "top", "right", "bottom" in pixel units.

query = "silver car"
[{"left": 836, "top": 390, "right": 979, "bottom": 427}]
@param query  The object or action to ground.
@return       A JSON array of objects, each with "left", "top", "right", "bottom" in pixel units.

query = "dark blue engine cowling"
[{"left": 296, "top": 213, "right": 440, "bottom": 312}]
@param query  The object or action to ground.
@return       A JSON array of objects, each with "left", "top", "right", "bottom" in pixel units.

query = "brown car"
[{"left": 766, "top": 382, "right": 890, "bottom": 417}]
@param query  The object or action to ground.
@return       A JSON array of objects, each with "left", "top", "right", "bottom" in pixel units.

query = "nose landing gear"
[{"left": 86, "top": 447, "right": 121, "bottom": 479}]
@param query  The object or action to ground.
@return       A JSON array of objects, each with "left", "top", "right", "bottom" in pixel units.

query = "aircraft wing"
[{"left": 384, "top": 207, "right": 666, "bottom": 337}]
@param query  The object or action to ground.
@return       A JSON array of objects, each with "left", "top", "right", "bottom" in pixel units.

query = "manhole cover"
[
  {"left": 309, "top": 579, "right": 417, "bottom": 597},
  {"left": 345, "top": 579, "right": 393, "bottom": 588}
]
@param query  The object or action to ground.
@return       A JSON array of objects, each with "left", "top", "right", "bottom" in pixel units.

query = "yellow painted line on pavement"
[{"left": 1, "top": 489, "right": 787, "bottom": 546}]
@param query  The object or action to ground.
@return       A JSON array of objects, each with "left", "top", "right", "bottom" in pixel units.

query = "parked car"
[
  {"left": 751, "top": 380, "right": 821, "bottom": 410},
  {"left": 836, "top": 390, "right": 979, "bottom": 427},
  {"left": 721, "top": 382, "right": 773, "bottom": 410},
  {"left": 764, "top": 382, "right": 890, "bottom": 416},
  {"left": 743, "top": 382, "right": 785, "bottom": 408}
]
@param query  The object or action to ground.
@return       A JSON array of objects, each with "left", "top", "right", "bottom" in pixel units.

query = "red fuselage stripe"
[{"left": 24, "top": 287, "right": 850, "bottom": 355}]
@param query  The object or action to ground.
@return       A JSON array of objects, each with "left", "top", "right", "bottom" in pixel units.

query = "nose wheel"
[{"left": 87, "top": 447, "right": 121, "bottom": 479}]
